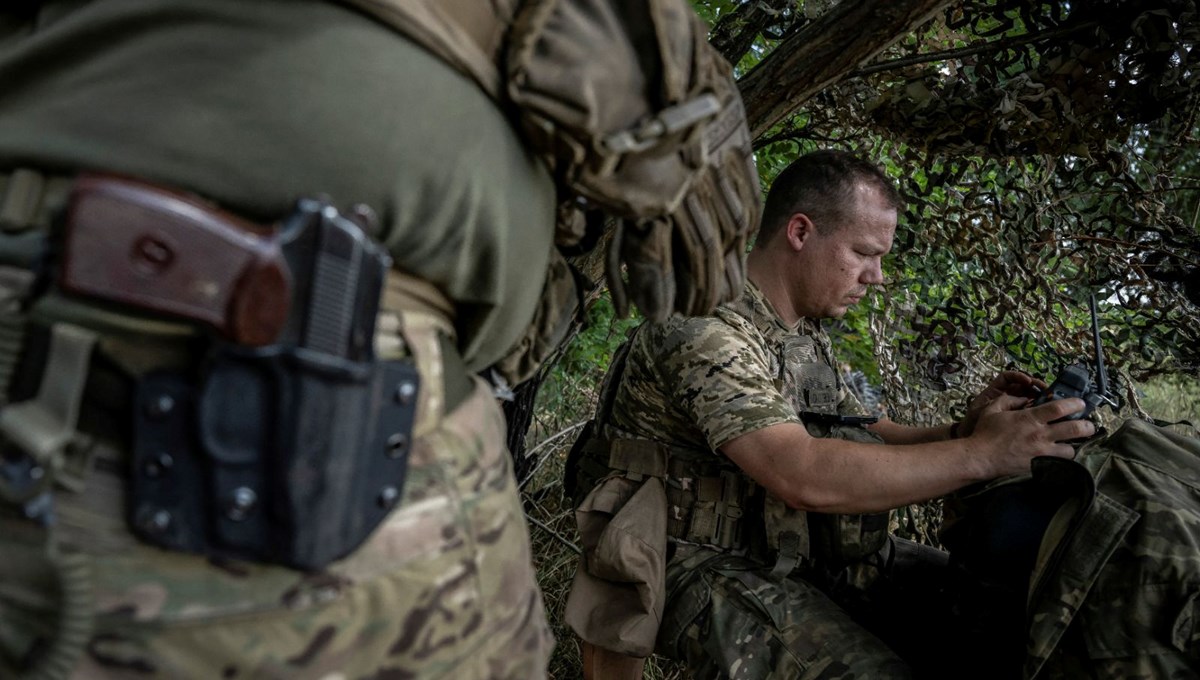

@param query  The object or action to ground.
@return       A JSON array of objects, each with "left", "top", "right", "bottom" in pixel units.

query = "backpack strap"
[
  {"left": 594, "top": 326, "right": 641, "bottom": 429},
  {"left": 336, "top": 0, "right": 515, "bottom": 99},
  {"left": 1152, "top": 417, "right": 1199, "bottom": 436}
]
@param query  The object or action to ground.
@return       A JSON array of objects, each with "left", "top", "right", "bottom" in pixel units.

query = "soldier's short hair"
[{"left": 758, "top": 150, "right": 902, "bottom": 244}]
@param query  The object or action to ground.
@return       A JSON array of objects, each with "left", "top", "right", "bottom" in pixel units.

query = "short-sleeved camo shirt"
[{"left": 607, "top": 281, "right": 864, "bottom": 454}]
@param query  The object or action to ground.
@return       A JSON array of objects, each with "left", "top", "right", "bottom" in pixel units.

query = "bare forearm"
[
  {"left": 868, "top": 418, "right": 955, "bottom": 445},
  {"left": 722, "top": 398, "right": 1093, "bottom": 515},
  {"left": 749, "top": 430, "right": 987, "bottom": 514}
]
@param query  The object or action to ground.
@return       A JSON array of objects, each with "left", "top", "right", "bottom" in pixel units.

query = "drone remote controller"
[{"left": 1030, "top": 294, "right": 1114, "bottom": 421}]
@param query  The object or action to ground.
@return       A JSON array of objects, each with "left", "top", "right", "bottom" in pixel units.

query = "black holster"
[
  {"left": 130, "top": 347, "right": 418, "bottom": 571},
  {"left": 124, "top": 196, "right": 419, "bottom": 571}
]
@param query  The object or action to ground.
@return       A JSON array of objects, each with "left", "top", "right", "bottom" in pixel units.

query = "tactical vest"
[{"left": 568, "top": 316, "right": 890, "bottom": 574}]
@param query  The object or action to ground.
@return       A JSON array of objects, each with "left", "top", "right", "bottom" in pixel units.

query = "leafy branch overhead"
[{"left": 692, "top": 0, "right": 1199, "bottom": 425}]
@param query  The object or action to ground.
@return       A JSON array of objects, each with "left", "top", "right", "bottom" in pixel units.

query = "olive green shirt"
[{"left": 0, "top": 0, "right": 556, "bottom": 369}]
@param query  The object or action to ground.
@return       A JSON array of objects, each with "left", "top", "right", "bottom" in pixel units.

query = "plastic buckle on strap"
[
  {"left": 0, "top": 169, "right": 46, "bottom": 232},
  {"left": 769, "top": 531, "right": 802, "bottom": 580},
  {"left": 602, "top": 94, "right": 723, "bottom": 155},
  {"left": 0, "top": 323, "right": 97, "bottom": 511}
]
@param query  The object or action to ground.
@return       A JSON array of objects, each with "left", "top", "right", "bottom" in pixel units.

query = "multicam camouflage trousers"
[
  {"left": 0, "top": 375, "right": 553, "bottom": 679},
  {"left": 657, "top": 536, "right": 955, "bottom": 680}
]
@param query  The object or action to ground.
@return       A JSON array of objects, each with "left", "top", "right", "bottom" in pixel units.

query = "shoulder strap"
[
  {"left": 1152, "top": 417, "right": 1199, "bottom": 436},
  {"left": 335, "top": 0, "right": 515, "bottom": 99},
  {"left": 594, "top": 325, "right": 642, "bottom": 429}
]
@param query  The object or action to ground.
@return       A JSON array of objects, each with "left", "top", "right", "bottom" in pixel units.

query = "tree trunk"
[{"left": 739, "top": 0, "right": 955, "bottom": 139}]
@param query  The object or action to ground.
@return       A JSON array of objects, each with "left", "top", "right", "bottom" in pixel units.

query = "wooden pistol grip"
[{"left": 60, "top": 175, "right": 291, "bottom": 346}]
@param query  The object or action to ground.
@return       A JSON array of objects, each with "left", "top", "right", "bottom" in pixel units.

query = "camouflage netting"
[
  {"left": 739, "top": 0, "right": 1200, "bottom": 433},
  {"left": 689, "top": 0, "right": 1200, "bottom": 546}
]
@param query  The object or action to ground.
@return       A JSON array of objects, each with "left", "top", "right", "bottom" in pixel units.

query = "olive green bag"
[{"left": 942, "top": 418, "right": 1200, "bottom": 679}]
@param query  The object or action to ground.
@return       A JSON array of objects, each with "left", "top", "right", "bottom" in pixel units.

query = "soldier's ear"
[{"left": 784, "top": 213, "right": 816, "bottom": 252}]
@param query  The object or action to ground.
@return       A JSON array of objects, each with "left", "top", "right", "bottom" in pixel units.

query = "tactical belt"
[{"left": 0, "top": 167, "right": 470, "bottom": 571}]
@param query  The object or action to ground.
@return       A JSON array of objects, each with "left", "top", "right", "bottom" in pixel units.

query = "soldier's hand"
[
  {"left": 969, "top": 395, "right": 1095, "bottom": 478},
  {"left": 959, "top": 370, "right": 1048, "bottom": 437}
]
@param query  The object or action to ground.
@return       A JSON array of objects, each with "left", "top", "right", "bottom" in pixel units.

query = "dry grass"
[{"left": 517, "top": 362, "right": 689, "bottom": 680}]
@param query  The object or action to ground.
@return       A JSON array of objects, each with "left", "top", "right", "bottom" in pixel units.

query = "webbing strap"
[
  {"left": 377, "top": 269, "right": 469, "bottom": 419},
  {"left": 0, "top": 168, "right": 72, "bottom": 232},
  {"left": 769, "top": 531, "right": 802, "bottom": 580},
  {"left": 595, "top": 326, "right": 641, "bottom": 429},
  {"left": 337, "top": 0, "right": 509, "bottom": 99},
  {"left": 608, "top": 438, "right": 669, "bottom": 480},
  {"left": 0, "top": 323, "right": 97, "bottom": 496},
  {"left": 1154, "top": 417, "right": 1199, "bottom": 436},
  {"left": 381, "top": 268, "right": 456, "bottom": 328}
]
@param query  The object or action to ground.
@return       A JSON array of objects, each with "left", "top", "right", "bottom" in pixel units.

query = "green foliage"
[
  {"left": 534, "top": 293, "right": 642, "bottom": 436},
  {"left": 1138, "top": 373, "right": 1200, "bottom": 425},
  {"left": 827, "top": 305, "right": 883, "bottom": 383},
  {"left": 556, "top": 294, "right": 641, "bottom": 381}
]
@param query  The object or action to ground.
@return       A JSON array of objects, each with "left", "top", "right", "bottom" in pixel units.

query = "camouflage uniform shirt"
[
  {"left": 606, "top": 280, "right": 864, "bottom": 452},
  {"left": 585, "top": 281, "right": 928, "bottom": 679}
]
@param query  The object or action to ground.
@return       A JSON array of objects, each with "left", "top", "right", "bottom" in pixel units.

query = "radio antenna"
[{"left": 1088, "top": 293, "right": 1114, "bottom": 406}]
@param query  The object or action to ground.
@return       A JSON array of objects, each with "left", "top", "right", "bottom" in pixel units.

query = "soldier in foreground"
[
  {"left": 565, "top": 150, "right": 1095, "bottom": 678},
  {"left": 0, "top": 1, "right": 757, "bottom": 678}
]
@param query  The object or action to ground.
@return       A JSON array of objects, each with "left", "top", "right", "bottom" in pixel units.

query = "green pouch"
[
  {"left": 803, "top": 421, "right": 889, "bottom": 565},
  {"left": 807, "top": 511, "right": 890, "bottom": 566}
]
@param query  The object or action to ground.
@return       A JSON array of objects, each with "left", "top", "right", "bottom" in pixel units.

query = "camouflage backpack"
[
  {"left": 338, "top": 0, "right": 762, "bottom": 384},
  {"left": 942, "top": 417, "right": 1200, "bottom": 679}
]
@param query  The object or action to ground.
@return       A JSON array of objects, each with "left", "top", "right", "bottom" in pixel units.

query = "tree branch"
[
  {"left": 708, "top": 0, "right": 793, "bottom": 67},
  {"left": 738, "top": 0, "right": 956, "bottom": 140},
  {"left": 850, "top": 21, "right": 1099, "bottom": 78}
]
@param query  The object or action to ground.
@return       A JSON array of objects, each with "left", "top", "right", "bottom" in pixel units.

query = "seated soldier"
[{"left": 565, "top": 149, "right": 1095, "bottom": 679}]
